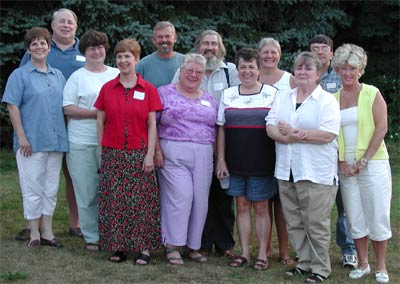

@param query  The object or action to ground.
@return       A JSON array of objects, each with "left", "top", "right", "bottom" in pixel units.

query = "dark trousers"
[{"left": 201, "top": 175, "right": 235, "bottom": 252}]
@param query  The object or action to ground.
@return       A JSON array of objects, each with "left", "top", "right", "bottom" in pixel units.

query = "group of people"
[{"left": 2, "top": 7, "right": 392, "bottom": 284}]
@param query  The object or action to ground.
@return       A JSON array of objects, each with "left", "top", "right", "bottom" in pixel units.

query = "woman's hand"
[
  {"left": 277, "top": 121, "right": 292, "bottom": 136},
  {"left": 216, "top": 159, "right": 229, "bottom": 179},
  {"left": 351, "top": 160, "right": 366, "bottom": 175},
  {"left": 142, "top": 153, "right": 155, "bottom": 173},
  {"left": 339, "top": 161, "right": 356, "bottom": 177},
  {"left": 154, "top": 150, "right": 164, "bottom": 168},
  {"left": 18, "top": 136, "right": 31, "bottom": 157}
]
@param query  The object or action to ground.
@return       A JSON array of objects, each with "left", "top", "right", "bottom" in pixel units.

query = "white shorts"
[
  {"left": 339, "top": 152, "right": 392, "bottom": 241},
  {"left": 16, "top": 151, "right": 63, "bottom": 220}
]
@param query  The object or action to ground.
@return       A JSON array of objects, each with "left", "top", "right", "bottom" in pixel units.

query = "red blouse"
[{"left": 94, "top": 74, "right": 163, "bottom": 150}]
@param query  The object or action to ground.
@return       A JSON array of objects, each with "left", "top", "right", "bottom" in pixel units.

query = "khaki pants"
[{"left": 279, "top": 180, "right": 337, "bottom": 278}]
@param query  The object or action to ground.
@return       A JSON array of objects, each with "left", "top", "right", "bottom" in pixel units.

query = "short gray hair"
[
  {"left": 258, "top": 37, "right": 281, "bottom": 55},
  {"left": 52, "top": 8, "right": 78, "bottom": 24},
  {"left": 332, "top": 43, "right": 368, "bottom": 75},
  {"left": 294, "top": 52, "right": 322, "bottom": 73},
  {"left": 180, "top": 53, "right": 207, "bottom": 71},
  {"left": 153, "top": 21, "right": 176, "bottom": 35}
]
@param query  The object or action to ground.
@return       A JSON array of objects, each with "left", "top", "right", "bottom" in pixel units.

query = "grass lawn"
[{"left": 0, "top": 143, "right": 399, "bottom": 284}]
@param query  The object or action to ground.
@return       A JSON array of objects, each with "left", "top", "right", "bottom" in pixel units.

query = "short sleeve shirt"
[
  {"left": 63, "top": 66, "right": 120, "bottom": 145},
  {"left": 320, "top": 66, "right": 342, "bottom": 94},
  {"left": 2, "top": 61, "right": 68, "bottom": 153},
  {"left": 218, "top": 84, "right": 277, "bottom": 176},
  {"left": 94, "top": 74, "right": 163, "bottom": 149},
  {"left": 157, "top": 84, "right": 217, "bottom": 144}
]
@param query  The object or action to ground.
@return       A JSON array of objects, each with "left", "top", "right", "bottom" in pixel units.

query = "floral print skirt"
[{"left": 98, "top": 146, "right": 162, "bottom": 252}]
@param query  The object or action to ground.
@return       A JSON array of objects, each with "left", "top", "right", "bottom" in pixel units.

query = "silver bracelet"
[{"left": 360, "top": 157, "right": 368, "bottom": 167}]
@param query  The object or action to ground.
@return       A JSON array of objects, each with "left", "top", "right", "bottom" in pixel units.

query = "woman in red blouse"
[{"left": 94, "top": 39, "right": 163, "bottom": 265}]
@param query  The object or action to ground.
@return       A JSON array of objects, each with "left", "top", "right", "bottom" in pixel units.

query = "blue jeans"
[{"left": 336, "top": 188, "right": 356, "bottom": 255}]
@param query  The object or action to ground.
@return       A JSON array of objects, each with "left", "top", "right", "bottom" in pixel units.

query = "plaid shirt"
[{"left": 320, "top": 65, "right": 342, "bottom": 94}]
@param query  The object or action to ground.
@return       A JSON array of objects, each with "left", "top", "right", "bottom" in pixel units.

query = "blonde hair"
[
  {"left": 258, "top": 37, "right": 281, "bottom": 55},
  {"left": 332, "top": 43, "right": 368, "bottom": 75}
]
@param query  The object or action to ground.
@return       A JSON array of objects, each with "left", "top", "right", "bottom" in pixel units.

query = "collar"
[
  {"left": 51, "top": 36, "right": 80, "bottom": 51},
  {"left": 111, "top": 73, "right": 146, "bottom": 89},
  {"left": 291, "top": 85, "right": 323, "bottom": 101},
  {"left": 25, "top": 61, "right": 56, "bottom": 74}
]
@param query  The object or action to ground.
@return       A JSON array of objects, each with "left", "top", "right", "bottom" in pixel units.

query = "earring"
[{"left": 358, "top": 73, "right": 362, "bottom": 78}]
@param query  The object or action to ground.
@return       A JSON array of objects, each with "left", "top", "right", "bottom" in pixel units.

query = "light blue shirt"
[
  {"left": 20, "top": 37, "right": 86, "bottom": 80},
  {"left": 2, "top": 61, "right": 68, "bottom": 153},
  {"left": 136, "top": 51, "right": 184, "bottom": 88}
]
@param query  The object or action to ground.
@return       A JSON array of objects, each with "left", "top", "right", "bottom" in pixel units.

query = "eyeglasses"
[
  {"left": 311, "top": 45, "right": 331, "bottom": 52},
  {"left": 182, "top": 68, "right": 203, "bottom": 76},
  {"left": 86, "top": 45, "right": 105, "bottom": 52}
]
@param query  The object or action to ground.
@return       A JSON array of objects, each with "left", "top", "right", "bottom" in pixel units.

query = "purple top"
[{"left": 157, "top": 84, "right": 217, "bottom": 144}]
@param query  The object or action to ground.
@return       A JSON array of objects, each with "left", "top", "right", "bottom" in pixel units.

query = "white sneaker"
[
  {"left": 375, "top": 271, "right": 389, "bottom": 283},
  {"left": 342, "top": 254, "right": 358, "bottom": 268},
  {"left": 349, "top": 264, "right": 370, "bottom": 279}
]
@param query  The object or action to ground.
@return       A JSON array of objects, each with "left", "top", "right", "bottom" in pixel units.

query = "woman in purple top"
[{"left": 156, "top": 53, "right": 217, "bottom": 265}]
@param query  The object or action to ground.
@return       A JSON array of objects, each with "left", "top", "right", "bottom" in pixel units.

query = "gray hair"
[
  {"left": 194, "top": 30, "right": 226, "bottom": 58},
  {"left": 332, "top": 43, "right": 368, "bottom": 75},
  {"left": 52, "top": 8, "right": 78, "bottom": 24},
  {"left": 258, "top": 37, "right": 281, "bottom": 55},
  {"left": 153, "top": 21, "right": 176, "bottom": 35},
  {"left": 294, "top": 52, "right": 322, "bottom": 72},
  {"left": 181, "top": 53, "right": 207, "bottom": 71}
]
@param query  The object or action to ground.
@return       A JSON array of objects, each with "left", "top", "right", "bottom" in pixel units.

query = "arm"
[
  {"left": 96, "top": 110, "right": 105, "bottom": 156},
  {"left": 216, "top": 126, "right": 229, "bottom": 179},
  {"left": 143, "top": 111, "right": 156, "bottom": 173},
  {"left": 353, "top": 90, "right": 388, "bottom": 173},
  {"left": 63, "top": 105, "right": 97, "bottom": 119},
  {"left": 289, "top": 74, "right": 296, "bottom": 89},
  {"left": 7, "top": 104, "right": 31, "bottom": 156},
  {"left": 154, "top": 131, "right": 164, "bottom": 168}
]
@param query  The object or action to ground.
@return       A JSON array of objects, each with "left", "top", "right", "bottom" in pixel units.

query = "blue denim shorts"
[{"left": 226, "top": 175, "right": 277, "bottom": 201}]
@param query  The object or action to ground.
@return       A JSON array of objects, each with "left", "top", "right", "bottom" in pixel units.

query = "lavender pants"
[{"left": 158, "top": 139, "right": 213, "bottom": 250}]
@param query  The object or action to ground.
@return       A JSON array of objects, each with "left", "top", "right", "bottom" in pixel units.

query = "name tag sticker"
[
  {"left": 200, "top": 100, "right": 211, "bottom": 107},
  {"left": 76, "top": 55, "right": 86, "bottom": 62},
  {"left": 214, "top": 83, "right": 224, "bottom": 91},
  {"left": 133, "top": 91, "right": 145, "bottom": 100},
  {"left": 326, "top": 83, "right": 336, "bottom": 89}
]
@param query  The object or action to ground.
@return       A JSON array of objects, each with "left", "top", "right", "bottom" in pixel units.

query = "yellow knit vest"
[{"left": 334, "top": 84, "right": 388, "bottom": 161}]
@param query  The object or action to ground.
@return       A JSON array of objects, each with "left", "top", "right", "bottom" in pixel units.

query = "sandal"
[
  {"left": 279, "top": 257, "right": 294, "bottom": 265},
  {"left": 187, "top": 250, "right": 207, "bottom": 263},
  {"left": 304, "top": 273, "right": 326, "bottom": 283},
  {"left": 108, "top": 251, "right": 127, "bottom": 263},
  {"left": 285, "top": 267, "right": 308, "bottom": 277},
  {"left": 84, "top": 242, "right": 100, "bottom": 251},
  {"left": 165, "top": 247, "right": 183, "bottom": 265},
  {"left": 135, "top": 253, "right": 151, "bottom": 265},
  {"left": 229, "top": 256, "right": 248, "bottom": 268},
  {"left": 253, "top": 259, "right": 268, "bottom": 270}
]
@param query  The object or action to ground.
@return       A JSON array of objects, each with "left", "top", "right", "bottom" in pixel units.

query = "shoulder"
[{"left": 226, "top": 62, "right": 237, "bottom": 71}]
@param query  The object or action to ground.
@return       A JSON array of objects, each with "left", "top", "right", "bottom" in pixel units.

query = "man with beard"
[
  {"left": 136, "top": 21, "right": 184, "bottom": 88},
  {"left": 172, "top": 30, "right": 240, "bottom": 257}
]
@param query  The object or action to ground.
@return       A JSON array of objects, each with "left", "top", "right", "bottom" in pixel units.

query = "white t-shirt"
[
  {"left": 63, "top": 66, "right": 120, "bottom": 145},
  {"left": 266, "top": 85, "right": 340, "bottom": 185}
]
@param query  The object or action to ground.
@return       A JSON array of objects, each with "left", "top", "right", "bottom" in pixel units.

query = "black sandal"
[
  {"left": 135, "top": 253, "right": 151, "bottom": 265},
  {"left": 304, "top": 273, "right": 326, "bottom": 283},
  {"left": 285, "top": 267, "right": 308, "bottom": 277},
  {"left": 108, "top": 251, "right": 127, "bottom": 263}
]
